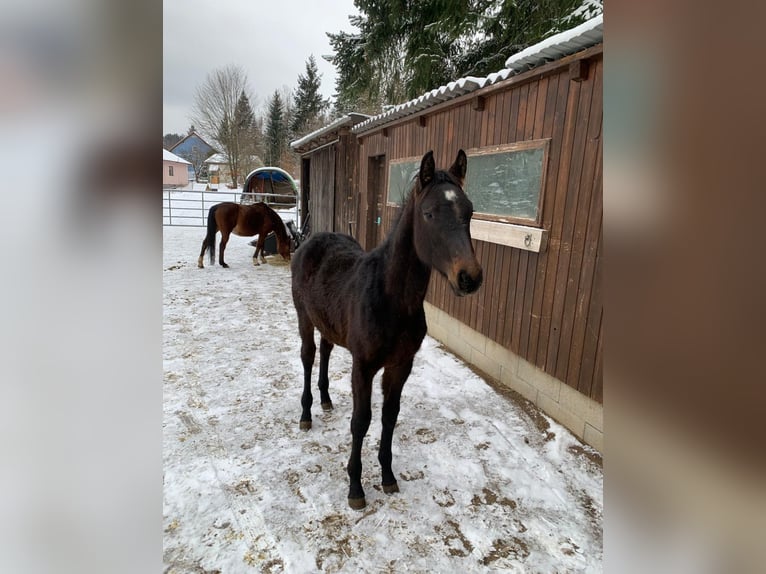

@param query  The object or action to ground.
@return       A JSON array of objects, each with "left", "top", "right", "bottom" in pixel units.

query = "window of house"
[
  {"left": 465, "top": 139, "right": 549, "bottom": 226},
  {"left": 169, "top": 165, "right": 174, "bottom": 177},
  {"left": 386, "top": 157, "right": 421, "bottom": 206}
]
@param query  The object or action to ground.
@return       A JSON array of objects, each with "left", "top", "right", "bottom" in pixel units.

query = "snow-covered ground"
[{"left": 163, "top": 225, "right": 602, "bottom": 573}]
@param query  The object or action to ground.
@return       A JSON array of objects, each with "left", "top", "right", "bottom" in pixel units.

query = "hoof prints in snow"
[{"left": 163, "top": 226, "right": 602, "bottom": 573}]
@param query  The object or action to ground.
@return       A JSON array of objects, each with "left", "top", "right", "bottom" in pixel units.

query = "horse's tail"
[{"left": 205, "top": 204, "right": 219, "bottom": 264}]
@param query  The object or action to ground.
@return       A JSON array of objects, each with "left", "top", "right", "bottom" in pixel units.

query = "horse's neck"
[
  {"left": 268, "top": 212, "right": 285, "bottom": 240},
  {"left": 382, "top": 196, "right": 430, "bottom": 311}
]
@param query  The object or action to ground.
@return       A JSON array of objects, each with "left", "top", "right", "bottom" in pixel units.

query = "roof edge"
[
  {"left": 351, "top": 13, "right": 603, "bottom": 136},
  {"left": 289, "top": 113, "right": 370, "bottom": 151}
]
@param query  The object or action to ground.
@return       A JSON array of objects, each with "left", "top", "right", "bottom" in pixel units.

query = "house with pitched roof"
[{"left": 163, "top": 149, "right": 192, "bottom": 188}]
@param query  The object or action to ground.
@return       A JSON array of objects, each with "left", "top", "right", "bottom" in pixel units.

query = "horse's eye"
[{"left": 423, "top": 210, "right": 433, "bottom": 220}]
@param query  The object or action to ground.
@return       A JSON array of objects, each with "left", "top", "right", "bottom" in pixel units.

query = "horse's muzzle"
[{"left": 454, "top": 267, "right": 483, "bottom": 296}]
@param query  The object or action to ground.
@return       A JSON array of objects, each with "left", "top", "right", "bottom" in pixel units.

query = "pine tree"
[
  {"left": 264, "top": 90, "right": 287, "bottom": 167},
  {"left": 163, "top": 133, "right": 184, "bottom": 149},
  {"left": 233, "top": 91, "right": 261, "bottom": 177},
  {"left": 290, "top": 56, "right": 328, "bottom": 137},
  {"left": 328, "top": 0, "right": 602, "bottom": 113}
]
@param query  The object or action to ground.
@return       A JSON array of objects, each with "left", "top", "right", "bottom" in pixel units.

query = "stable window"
[
  {"left": 168, "top": 165, "right": 174, "bottom": 176},
  {"left": 465, "top": 139, "right": 549, "bottom": 226},
  {"left": 386, "top": 156, "right": 420, "bottom": 206},
  {"left": 465, "top": 140, "right": 550, "bottom": 252}
]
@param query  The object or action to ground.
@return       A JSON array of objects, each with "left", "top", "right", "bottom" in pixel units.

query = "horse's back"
[
  {"left": 291, "top": 232, "right": 366, "bottom": 345},
  {"left": 291, "top": 232, "right": 363, "bottom": 285},
  {"left": 214, "top": 202, "right": 240, "bottom": 232}
]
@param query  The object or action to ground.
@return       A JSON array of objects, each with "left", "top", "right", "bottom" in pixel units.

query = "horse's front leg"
[
  {"left": 253, "top": 236, "right": 265, "bottom": 266},
  {"left": 347, "top": 359, "right": 374, "bottom": 509},
  {"left": 378, "top": 359, "right": 413, "bottom": 495}
]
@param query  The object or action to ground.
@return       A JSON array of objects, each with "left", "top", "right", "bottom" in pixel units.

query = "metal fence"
[{"left": 163, "top": 188, "right": 300, "bottom": 228}]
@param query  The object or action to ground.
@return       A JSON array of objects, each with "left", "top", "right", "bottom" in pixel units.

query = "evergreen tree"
[
  {"left": 290, "top": 56, "right": 328, "bottom": 137},
  {"left": 328, "top": 0, "right": 602, "bottom": 114},
  {"left": 163, "top": 133, "right": 184, "bottom": 149},
  {"left": 264, "top": 90, "right": 287, "bottom": 167},
  {"left": 233, "top": 91, "right": 261, "bottom": 177}
]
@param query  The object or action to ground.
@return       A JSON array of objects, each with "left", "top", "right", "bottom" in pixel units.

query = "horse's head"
[{"left": 413, "top": 150, "right": 483, "bottom": 296}]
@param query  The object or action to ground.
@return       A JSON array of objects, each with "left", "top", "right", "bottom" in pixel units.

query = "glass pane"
[
  {"left": 387, "top": 160, "right": 420, "bottom": 205},
  {"left": 465, "top": 146, "right": 545, "bottom": 221}
]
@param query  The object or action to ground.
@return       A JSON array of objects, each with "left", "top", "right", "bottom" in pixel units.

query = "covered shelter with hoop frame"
[{"left": 240, "top": 167, "right": 298, "bottom": 208}]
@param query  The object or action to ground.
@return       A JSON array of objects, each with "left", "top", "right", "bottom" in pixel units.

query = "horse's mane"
[{"left": 262, "top": 203, "right": 289, "bottom": 243}]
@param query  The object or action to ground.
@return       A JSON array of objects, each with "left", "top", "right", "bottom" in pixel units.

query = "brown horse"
[
  {"left": 197, "top": 202, "right": 291, "bottom": 268},
  {"left": 291, "top": 150, "right": 483, "bottom": 509}
]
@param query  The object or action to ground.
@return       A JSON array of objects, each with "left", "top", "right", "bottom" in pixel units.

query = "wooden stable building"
[
  {"left": 291, "top": 113, "right": 369, "bottom": 236},
  {"left": 290, "top": 16, "right": 603, "bottom": 450}
]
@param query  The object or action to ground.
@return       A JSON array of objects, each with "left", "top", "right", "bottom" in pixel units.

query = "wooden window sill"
[{"left": 470, "top": 219, "right": 548, "bottom": 252}]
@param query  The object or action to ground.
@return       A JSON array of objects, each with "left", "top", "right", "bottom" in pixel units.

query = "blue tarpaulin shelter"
[{"left": 241, "top": 167, "right": 298, "bottom": 206}]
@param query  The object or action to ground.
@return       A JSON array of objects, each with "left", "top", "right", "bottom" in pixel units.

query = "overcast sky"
[{"left": 163, "top": 0, "right": 359, "bottom": 136}]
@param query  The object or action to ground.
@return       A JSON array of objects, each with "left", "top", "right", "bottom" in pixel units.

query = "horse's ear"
[
  {"left": 449, "top": 149, "right": 467, "bottom": 187},
  {"left": 418, "top": 150, "right": 435, "bottom": 191}
]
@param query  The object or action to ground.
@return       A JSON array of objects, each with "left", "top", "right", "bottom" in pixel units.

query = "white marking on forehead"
[{"left": 444, "top": 189, "right": 457, "bottom": 202}]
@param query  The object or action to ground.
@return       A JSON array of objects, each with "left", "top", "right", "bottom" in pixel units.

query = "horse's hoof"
[
  {"left": 221, "top": 263, "right": 229, "bottom": 268},
  {"left": 321, "top": 402, "right": 333, "bottom": 411},
  {"left": 382, "top": 481, "right": 399, "bottom": 495},
  {"left": 348, "top": 497, "right": 366, "bottom": 510},
  {"left": 299, "top": 420, "right": 312, "bottom": 431}
]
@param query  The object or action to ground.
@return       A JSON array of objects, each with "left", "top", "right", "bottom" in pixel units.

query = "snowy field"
[{"left": 163, "top": 225, "right": 603, "bottom": 573}]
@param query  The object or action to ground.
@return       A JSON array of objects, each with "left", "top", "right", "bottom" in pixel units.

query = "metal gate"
[{"left": 163, "top": 189, "right": 300, "bottom": 227}]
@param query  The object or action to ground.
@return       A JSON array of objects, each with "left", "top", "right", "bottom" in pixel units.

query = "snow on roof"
[
  {"left": 503, "top": 13, "right": 603, "bottom": 71},
  {"left": 352, "top": 13, "right": 602, "bottom": 136},
  {"left": 204, "top": 153, "right": 227, "bottom": 164},
  {"left": 290, "top": 113, "right": 370, "bottom": 151},
  {"left": 163, "top": 148, "right": 191, "bottom": 164}
]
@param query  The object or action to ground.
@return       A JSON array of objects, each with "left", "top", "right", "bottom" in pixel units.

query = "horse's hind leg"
[
  {"left": 298, "top": 310, "right": 316, "bottom": 430},
  {"left": 198, "top": 238, "right": 208, "bottom": 268},
  {"left": 318, "top": 337, "right": 334, "bottom": 410},
  {"left": 219, "top": 231, "right": 231, "bottom": 268},
  {"left": 378, "top": 359, "right": 413, "bottom": 495}
]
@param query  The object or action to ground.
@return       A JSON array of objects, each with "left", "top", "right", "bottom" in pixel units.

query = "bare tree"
[{"left": 190, "top": 65, "right": 256, "bottom": 187}]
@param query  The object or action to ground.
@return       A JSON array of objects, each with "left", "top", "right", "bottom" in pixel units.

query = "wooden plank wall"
[
  {"left": 308, "top": 145, "right": 336, "bottom": 233},
  {"left": 356, "top": 49, "right": 603, "bottom": 403},
  {"left": 301, "top": 133, "right": 360, "bottom": 239},
  {"left": 334, "top": 133, "right": 360, "bottom": 238}
]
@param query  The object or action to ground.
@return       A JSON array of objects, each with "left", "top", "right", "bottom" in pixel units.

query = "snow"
[
  {"left": 163, "top": 225, "right": 602, "bottom": 573},
  {"left": 503, "top": 13, "right": 603, "bottom": 70},
  {"left": 164, "top": 148, "right": 191, "bottom": 164}
]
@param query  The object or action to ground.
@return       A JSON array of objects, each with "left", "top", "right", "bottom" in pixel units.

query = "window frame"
[
  {"left": 464, "top": 138, "right": 551, "bottom": 228},
  {"left": 385, "top": 155, "right": 422, "bottom": 207}
]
